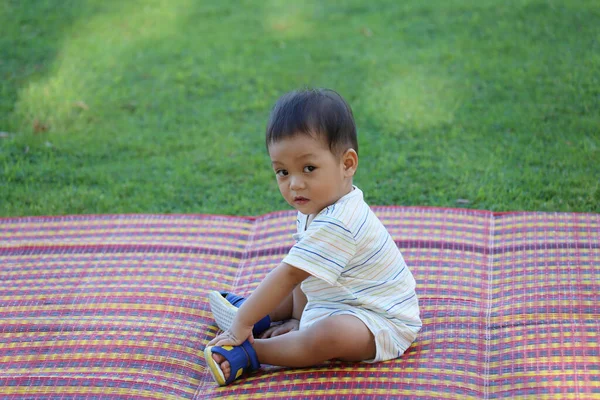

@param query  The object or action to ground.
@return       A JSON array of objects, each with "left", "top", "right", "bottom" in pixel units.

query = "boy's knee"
[
  {"left": 307, "top": 318, "right": 340, "bottom": 348},
  {"left": 305, "top": 315, "right": 374, "bottom": 358}
]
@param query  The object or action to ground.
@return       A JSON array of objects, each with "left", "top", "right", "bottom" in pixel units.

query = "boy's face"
[{"left": 268, "top": 134, "right": 357, "bottom": 216}]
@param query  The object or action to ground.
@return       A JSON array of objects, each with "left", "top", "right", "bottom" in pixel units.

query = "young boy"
[{"left": 204, "top": 88, "right": 421, "bottom": 386}]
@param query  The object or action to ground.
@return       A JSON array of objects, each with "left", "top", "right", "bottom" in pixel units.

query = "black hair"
[{"left": 266, "top": 88, "right": 358, "bottom": 156}]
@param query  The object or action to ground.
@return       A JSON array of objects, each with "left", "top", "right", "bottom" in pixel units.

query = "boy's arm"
[
  {"left": 208, "top": 262, "right": 309, "bottom": 347},
  {"left": 237, "top": 262, "right": 309, "bottom": 326}
]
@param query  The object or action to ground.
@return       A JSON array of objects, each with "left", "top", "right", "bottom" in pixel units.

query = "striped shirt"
[{"left": 283, "top": 186, "right": 421, "bottom": 361}]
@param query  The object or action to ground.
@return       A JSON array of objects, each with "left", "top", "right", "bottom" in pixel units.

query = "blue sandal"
[
  {"left": 208, "top": 291, "right": 271, "bottom": 336},
  {"left": 204, "top": 340, "right": 260, "bottom": 386}
]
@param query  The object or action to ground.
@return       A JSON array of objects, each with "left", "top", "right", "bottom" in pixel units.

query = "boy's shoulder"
[{"left": 315, "top": 186, "right": 372, "bottom": 231}]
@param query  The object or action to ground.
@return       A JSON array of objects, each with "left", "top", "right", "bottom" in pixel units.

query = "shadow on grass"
[
  {"left": 0, "top": 0, "right": 135, "bottom": 127},
  {"left": 351, "top": 1, "right": 599, "bottom": 211}
]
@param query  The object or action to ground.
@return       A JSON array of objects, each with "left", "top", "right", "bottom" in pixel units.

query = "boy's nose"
[{"left": 289, "top": 175, "right": 305, "bottom": 190}]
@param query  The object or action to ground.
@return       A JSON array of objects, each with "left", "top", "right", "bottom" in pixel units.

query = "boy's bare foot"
[{"left": 211, "top": 353, "right": 231, "bottom": 380}]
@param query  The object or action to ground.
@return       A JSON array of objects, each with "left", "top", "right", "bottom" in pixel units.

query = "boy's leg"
[
  {"left": 259, "top": 286, "right": 307, "bottom": 338},
  {"left": 256, "top": 314, "right": 375, "bottom": 367},
  {"left": 268, "top": 285, "right": 307, "bottom": 322},
  {"left": 267, "top": 290, "right": 293, "bottom": 322},
  {"left": 212, "top": 314, "right": 375, "bottom": 378},
  {"left": 292, "top": 285, "right": 308, "bottom": 321},
  {"left": 211, "top": 285, "right": 307, "bottom": 339}
]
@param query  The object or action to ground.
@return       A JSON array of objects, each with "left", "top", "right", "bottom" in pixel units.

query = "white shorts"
[{"left": 299, "top": 302, "right": 420, "bottom": 363}]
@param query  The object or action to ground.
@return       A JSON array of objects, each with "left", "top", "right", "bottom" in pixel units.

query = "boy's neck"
[{"left": 309, "top": 183, "right": 355, "bottom": 217}]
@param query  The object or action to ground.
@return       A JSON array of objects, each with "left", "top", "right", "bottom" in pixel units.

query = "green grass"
[{"left": 1, "top": 0, "right": 599, "bottom": 216}]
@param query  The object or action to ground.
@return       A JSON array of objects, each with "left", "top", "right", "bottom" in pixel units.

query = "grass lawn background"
[{"left": 1, "top": 0, "right": 599, "bottom": 217}]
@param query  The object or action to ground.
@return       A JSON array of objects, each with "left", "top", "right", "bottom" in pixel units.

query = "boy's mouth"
[{"left": 293, "top": 196, "right": 309, "bottom": 205}]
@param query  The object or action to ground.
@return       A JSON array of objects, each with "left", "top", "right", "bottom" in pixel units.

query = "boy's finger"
[
  {"left": 207, "top": 337, "right": 221, "bottom": 346},
  {"left": 207, "top": 331, "right": 229, "bottom": 346},
  {"left": 214, "top": 339, "right": 230, "bottom": 347},
  {"left": 259, "top": 327, "right": 275, "bottom": 338},
  {"left": 272, "top": 327, "right": 290, "bottom": 337}
]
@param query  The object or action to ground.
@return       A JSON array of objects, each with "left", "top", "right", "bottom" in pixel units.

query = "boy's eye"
[
  {"left": 276, "top": 169, "right": 288, "bottom": 177},
  {"left": 303, "top": 166, "right": 316, "bottom": 173}
]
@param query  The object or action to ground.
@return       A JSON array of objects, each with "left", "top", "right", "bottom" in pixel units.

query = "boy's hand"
[
  {"left": 208, "top": 319, "right": 254, "bottom": 347},
  {"left": 259, "top": 319, "right": 300, "bottom": 338}
]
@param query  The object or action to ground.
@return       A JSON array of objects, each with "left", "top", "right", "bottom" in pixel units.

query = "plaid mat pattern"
[{"left": 0, "top": 208, "right": 598, "bottom": 399}]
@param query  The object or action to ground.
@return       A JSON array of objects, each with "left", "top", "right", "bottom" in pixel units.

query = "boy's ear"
[{"left": 342, "top": 149, "right": 358, "bottom": 177}]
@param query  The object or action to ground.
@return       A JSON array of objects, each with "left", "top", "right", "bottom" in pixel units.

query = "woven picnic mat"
[{"left": 1, "top": 208, "right": 598, "bottom": 399}]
